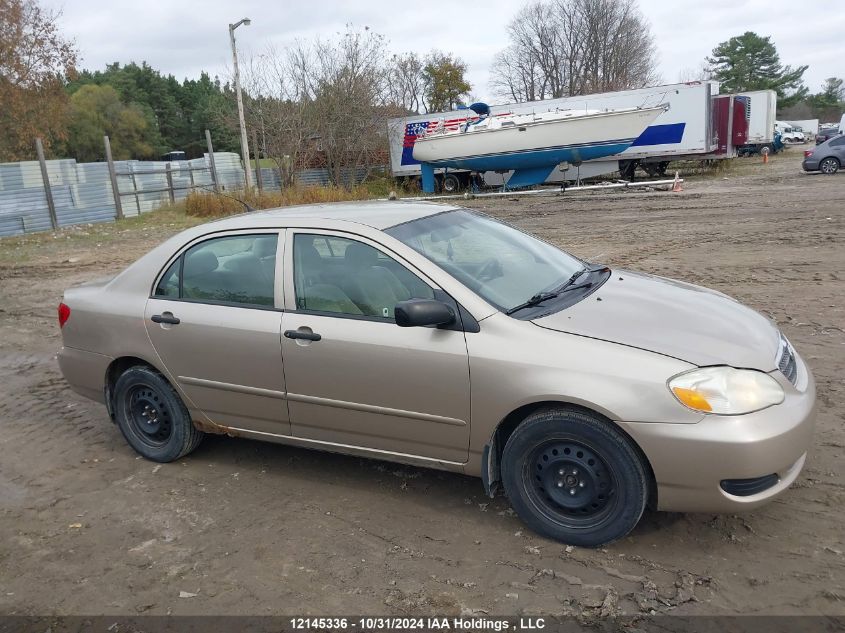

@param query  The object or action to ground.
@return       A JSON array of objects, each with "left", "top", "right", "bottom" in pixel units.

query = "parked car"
[
  {"left": 816, "top": 128, "right": 842, "bottom": 145},
  {"left": 161, "top": 151, "right": 187, "bottom": 161},
  {"left": 803, "top": 135, "right": 844, "bottom": 174},
  {"left": 57, "top": 202, "right": 816, "bottom": 547}
]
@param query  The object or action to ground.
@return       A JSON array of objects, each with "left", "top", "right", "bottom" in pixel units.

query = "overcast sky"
[{"left": 44, "top": 0, "right": 843, "bottom": 102}]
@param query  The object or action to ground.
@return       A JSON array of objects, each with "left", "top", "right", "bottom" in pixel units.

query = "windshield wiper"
[{"left": 505, "top": 265, "right": 608, "bottom": 315}]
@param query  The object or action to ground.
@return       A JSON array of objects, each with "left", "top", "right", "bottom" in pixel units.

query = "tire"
[
  {"left": 618, "top": 160, "right": 638, "bottom": 181},
  {"left": 642, "top": 163, "right": 659, "bottom": 178},
  {"left": 819, "top": 157, "right": 840, "bottom": 175},
  {"left": 501, "top": 407, "right": 648, "bottom": 547},
  {"left": 113, "top": 366, "right": 204, "bottom": 462},
  {"left": 442, "top": 173, "right": 461, "bottom": 193}
]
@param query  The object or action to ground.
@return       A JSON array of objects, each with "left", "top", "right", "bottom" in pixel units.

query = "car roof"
[{"left": 206, "top": 200, "right": 460, "bottom": 231}]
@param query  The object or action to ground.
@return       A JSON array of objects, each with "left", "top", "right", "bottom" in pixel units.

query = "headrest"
[
  {"left": 184, "top": 250, "right": 218, "bottom": 277},
  {"left": 297, "top": 241, "right": 323, "bottom": 269},
  {"left": 253, "top": 236, "right": 277, "bottom": 258},
  {"left": 345, "top": 242, "right": 378, "bottom": 269}
]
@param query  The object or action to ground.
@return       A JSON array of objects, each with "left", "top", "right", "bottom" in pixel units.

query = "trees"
[
  {"left": 0, "top": 0, "right": 77, "bottom": 161},
  {"left": 384, "top": 50, "right": 472, "bottom": 114},
  {"left": 178, "top": 73, "right": 240, "bottom": 157},
  {"left": 310, "top": 27, "right": 392, "bottom": 187},
  {"left": 65, "top": 84, "right": 156, "bottom": 161},
  {"left": 422, "top": 51, "right": 471, "bottom": 112},
  {"left": 818, "top": 77, "right": 844, "bottom": 105},
  {"left": 706, "top": 32, "right": 807, "bottom": 107},
  {"left": 243, "top": 26, "right": 393, "bottom": 188},
  {"left": 798, "top": 78, "right": 845, "bottom": 123},
  {"left": 490, "top": 0, "right": 658, "bottom": 102},
  {"left": 68, "top": 63, "right": 239, "bottom": 157},
  {"left": 387, "top": 52, "right": 426, "bottom": 114}
]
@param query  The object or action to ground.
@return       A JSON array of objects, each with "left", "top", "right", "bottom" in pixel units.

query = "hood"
[{"left": 532, "top": 270, "right": 781, "bottom": 370}]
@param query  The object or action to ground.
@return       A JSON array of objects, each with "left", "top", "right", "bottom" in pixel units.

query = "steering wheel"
[{"left": 476, "top": 257, "right": 503, "bottom": 282}]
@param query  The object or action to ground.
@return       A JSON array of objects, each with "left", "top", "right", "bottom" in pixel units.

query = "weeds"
[{"left": 186, "top": 184, "right": 386, "bottom": 218}]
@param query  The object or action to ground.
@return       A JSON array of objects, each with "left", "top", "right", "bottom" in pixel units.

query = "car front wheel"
[
  {"left": 113, "top": 366, "right": 204, "bottom": 462},
  {"left": 819, "top": 157, "right": 840, "bottom": 174},
  {"left": 501, "top": 407, "right": 649, "bottom": 547}
]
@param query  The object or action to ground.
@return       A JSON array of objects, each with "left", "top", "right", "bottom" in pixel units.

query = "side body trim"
[
  {"left": 178, "top": 376, "right": 287, "bottom": 400},
  {"left": 286, "top": 392, "right": 467, "bottom": 427}
]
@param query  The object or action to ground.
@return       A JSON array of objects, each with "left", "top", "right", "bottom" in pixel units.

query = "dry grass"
[{"left": 184, "top": 185, "right": 380, "bottom": 218}]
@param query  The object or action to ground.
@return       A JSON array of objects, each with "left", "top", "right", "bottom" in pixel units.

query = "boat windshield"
[{"left": 386, "top": 210, "right": 586, "bottom": 314}]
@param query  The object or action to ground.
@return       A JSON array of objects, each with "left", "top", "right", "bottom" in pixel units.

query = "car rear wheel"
[
  {"left": 501, "top": 407, "right": 648, "bottom": 547},
  {"left": 820, "top": 157, "right": 840, "bottom": 174},
  {"left": 113, "top": 366, "right": 204, "bottom": 462}
]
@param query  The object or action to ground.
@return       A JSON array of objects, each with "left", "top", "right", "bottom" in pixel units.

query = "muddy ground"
[{"left": 0, "top": 151, "right": 843, "bottom": 618}]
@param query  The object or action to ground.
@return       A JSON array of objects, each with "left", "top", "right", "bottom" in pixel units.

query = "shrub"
[{"left": 184, "top": 185, "right": 377, "bottom": 218}]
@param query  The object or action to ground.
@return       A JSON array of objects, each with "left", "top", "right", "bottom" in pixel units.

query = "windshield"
[{"left": 386, "top": 210, "right": 585, "bottom": 312}]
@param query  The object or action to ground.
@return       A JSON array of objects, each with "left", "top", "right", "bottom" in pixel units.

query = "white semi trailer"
[
  {"left": 388, "top": 81, "right": 726, "bottom": 189},
  {"left": 735, "top": 90, "right": 779, "bottom": 155}
]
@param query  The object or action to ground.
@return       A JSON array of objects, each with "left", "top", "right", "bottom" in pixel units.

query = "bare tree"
[
  {"left": 677, "top": 62, "right": 711, "bottom": 83},
  {"left": 241, "top": 44, "right": 320, "bottom": 187},
  {"left": 490, "top": 44, "right": 546, "bottom": 102},
  {"left": 489, "top": 0, "right": 659, "bottom": 102},
  {"left": 387, "top": 52, "right": 425, "bottom": 114},
  {"left": 310, "top": 27, "right": 391, "bottom": 186},
  {"left": 243, "top": 26, "right": 393, "bottom": 189}
]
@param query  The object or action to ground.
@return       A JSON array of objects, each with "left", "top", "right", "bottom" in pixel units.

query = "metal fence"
[
  {"left": 0, "top": 151, "right": 248, "bottom": 237},
  {"left": 0, "top": 136, "right": 379, "bottom": 237}
]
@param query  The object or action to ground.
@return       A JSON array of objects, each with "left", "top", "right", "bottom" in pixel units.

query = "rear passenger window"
[
  {"left": 154, "top": 234, "right": 278, "bottom": 307},
  {"left": 830, "top": 136, "right": 845, "bottom": 146}
]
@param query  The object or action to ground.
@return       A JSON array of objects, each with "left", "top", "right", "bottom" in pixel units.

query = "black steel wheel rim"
[
  {"left": 124, "top": 383, "right": 173, "bottom": 447},
  {"left": 523, "top": 439, "right": 618, "bottom": 528}
]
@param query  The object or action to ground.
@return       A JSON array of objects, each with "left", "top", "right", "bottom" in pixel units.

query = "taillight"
[
  {"left": 58, "top": 302, "right": 71, "bottom": 328},
  {"left": 804, "top": 150, "right": 813, "bottom": 158}
]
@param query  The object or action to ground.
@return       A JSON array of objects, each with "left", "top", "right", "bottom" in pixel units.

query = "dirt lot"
[{"left": 0, "top": 150, "right": 843, "bottom": 618}]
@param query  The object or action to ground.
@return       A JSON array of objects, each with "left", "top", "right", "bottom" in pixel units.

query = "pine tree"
[{"left": 707, "top": 32, "right": 807, "bottom": 107}]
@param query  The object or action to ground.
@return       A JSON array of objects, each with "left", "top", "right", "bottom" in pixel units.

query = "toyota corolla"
[{"left": 57, "top": 202, "right": 815, "bottom": 546}]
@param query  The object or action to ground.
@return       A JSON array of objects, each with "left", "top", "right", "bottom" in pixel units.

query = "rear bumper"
[
  {"left": 57, "top": 346, "right": 112, "bottom": 404},
  {"left": 802, "top": 159, "right": 820, "bottom": 171},
  {"left": 618, "top": 355, "right": 816, "bottom": 513}
]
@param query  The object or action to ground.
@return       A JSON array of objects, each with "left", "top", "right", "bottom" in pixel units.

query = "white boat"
[{"left": 412, "top": 104, "right": 667, "bottom": 185}]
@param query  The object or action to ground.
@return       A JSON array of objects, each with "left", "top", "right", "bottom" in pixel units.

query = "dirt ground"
[{"left": 0, "top": 150, "right": 843, "bottom": 619}]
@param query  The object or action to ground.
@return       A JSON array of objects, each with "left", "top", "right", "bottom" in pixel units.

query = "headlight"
[{"left": 668, "top": 367, "right": 784, "bottom": 415}]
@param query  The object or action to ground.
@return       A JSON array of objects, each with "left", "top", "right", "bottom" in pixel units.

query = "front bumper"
[{"left": 617, "top": 353, "right": 816, "bottom": 513}]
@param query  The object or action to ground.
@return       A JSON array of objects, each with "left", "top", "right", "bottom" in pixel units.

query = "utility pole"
[{"left": 229, "top": 17, "right": 253, "bottom": 190}]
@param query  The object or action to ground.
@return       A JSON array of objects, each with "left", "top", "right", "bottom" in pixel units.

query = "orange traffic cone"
[
  {"left": 672, "top": 171, "right": 683, "bottom": 193},
  {"left": 762, "top": 147, "right": 769, "bottom": 164}
]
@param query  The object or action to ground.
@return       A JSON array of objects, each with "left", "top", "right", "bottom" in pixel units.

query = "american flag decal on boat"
[{"left": 400, "top": 113, "right": 512, "bottom": 166}]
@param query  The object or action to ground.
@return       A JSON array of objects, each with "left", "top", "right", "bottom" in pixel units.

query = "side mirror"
[{"left": 395, "top": 299, "right": 455, "bottom": 328}]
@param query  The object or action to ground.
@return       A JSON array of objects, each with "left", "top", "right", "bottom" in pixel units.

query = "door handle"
[
  {"left": 151, "top": 313, "right": 180, "bottom": 325},
  {"left": 284, "top": 329, "right": 321, "bottom": 342}
]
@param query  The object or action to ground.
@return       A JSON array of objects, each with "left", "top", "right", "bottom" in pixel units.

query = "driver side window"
[{"left": 293, "top": 233, "right": 434, "bottom": 319}]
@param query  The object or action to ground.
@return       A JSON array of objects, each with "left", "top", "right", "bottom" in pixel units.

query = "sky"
[{"left": 43, "top": 0, "right": 844, "bottom": 102}]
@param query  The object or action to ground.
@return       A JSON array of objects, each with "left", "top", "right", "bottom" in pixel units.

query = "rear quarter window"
[{"left": 154, "top": 259, "right": 180, "bottom": 297}]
